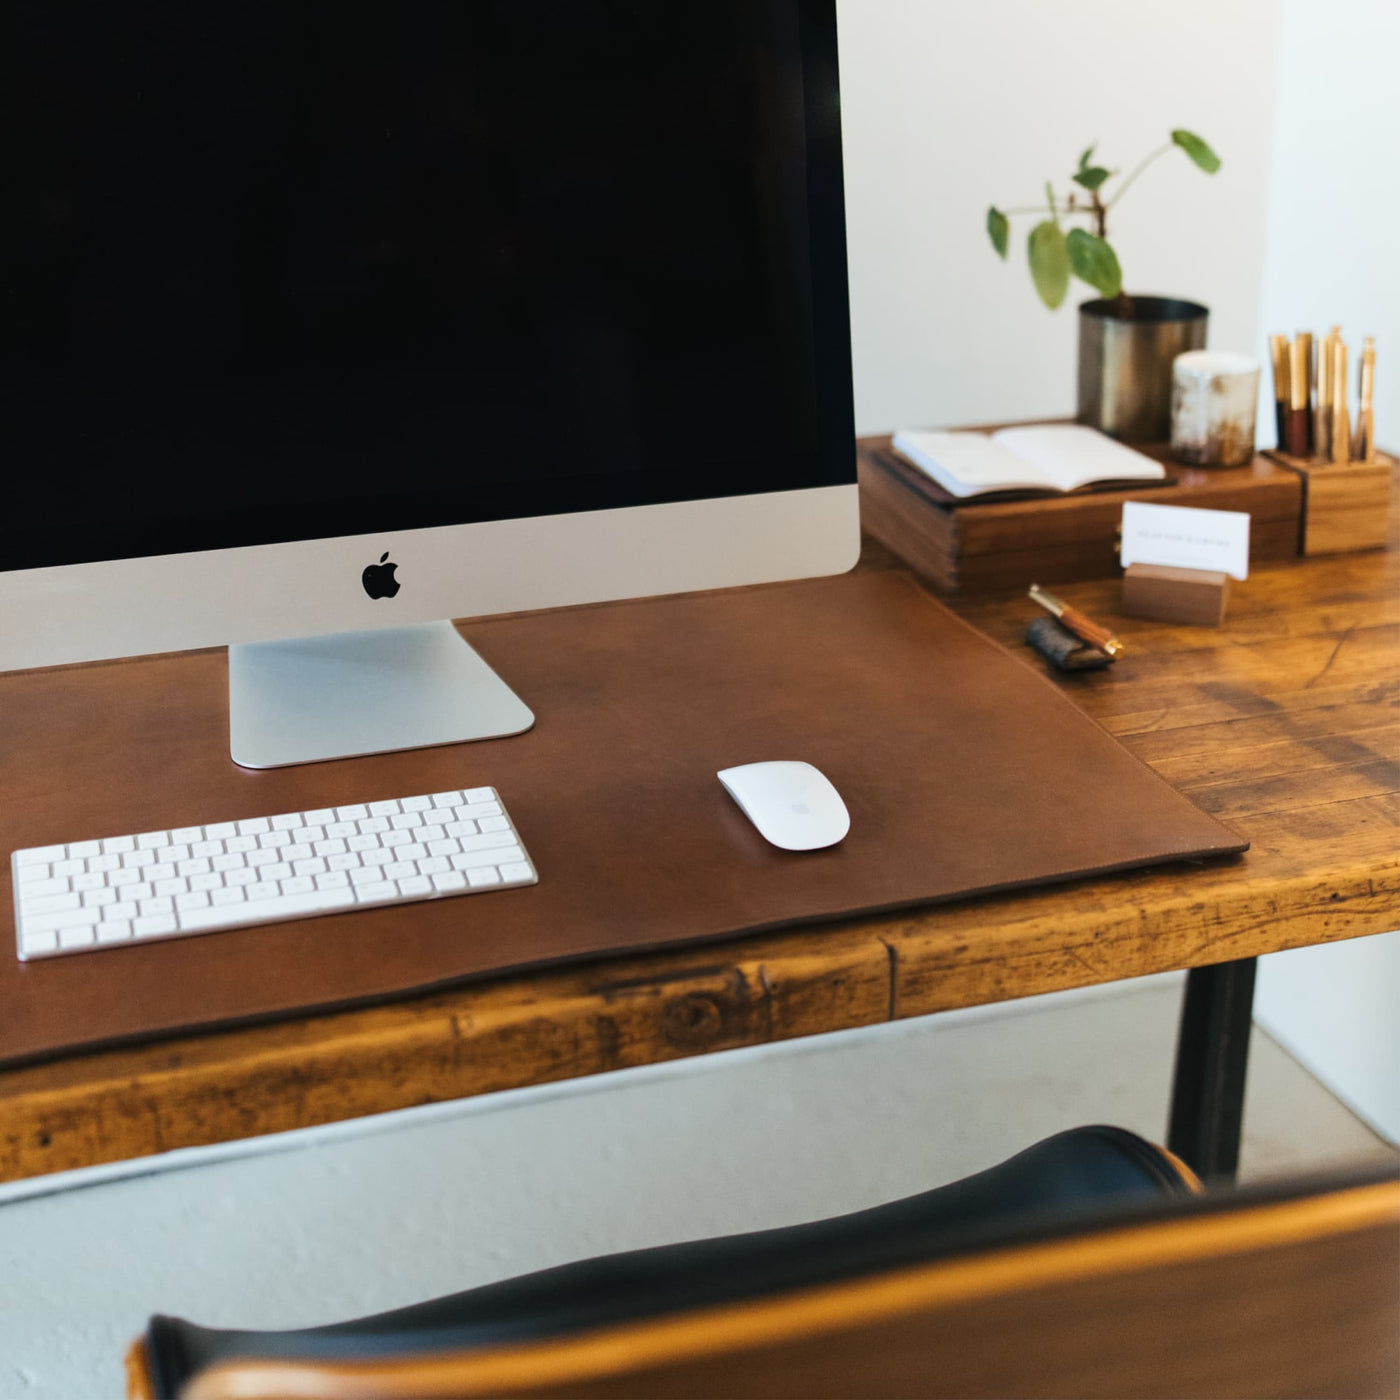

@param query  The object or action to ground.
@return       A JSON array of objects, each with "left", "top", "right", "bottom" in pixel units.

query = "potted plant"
[{"left": 987, "top": 131, "right": 1221, "bottom": 441}]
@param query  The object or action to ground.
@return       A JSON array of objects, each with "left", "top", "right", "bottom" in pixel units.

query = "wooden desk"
[{"left": 2, "top": 544, "right": 1396, "bottom": 1185}]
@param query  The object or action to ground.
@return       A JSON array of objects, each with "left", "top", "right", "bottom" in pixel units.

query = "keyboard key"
[
  {"left": 27, "top": 891, "right": 81, "bottom": 916},
  {"left": 417, "top": 856, "right": 450, "bottom": 876},
  {"left": 69, "top": 840, "right": 102, "bottom": 859},
  {"left": 294, "top": 857, "right": 328, "bottom": 878},
  {"left": 192, "top": 840, "right": 223, "bottom": 859},
  {"left": 499, "top": 862, "right": 534, "bottom": 883},
  {"left": 26, "top": 904, "right": 102, "bottom": 933},
  {"left": 171, "top": 826, "right": 204, "bottom": 845},
  {"left": 247, "top": 882, "right": 280, "bottom": 901},
  {"left": 210, "top": 887, "right": 247, "bottom": 907},
  {"left": 401, "top": 795, "right": 432, "bottom": 812},
  {"left": 153, "top": 878, "right": 188, "bottom": 898},
  {"left": 478, "top": 816, "right": 511, "bottom": 833},
  {"left": 237, "top": 817, "right": 271, "bottom": 836},
  {"left": 139, "top": 896, "right": 175, "bottom": 916},
  {"left": 96, "top": 921, "right": 133, "bottom": 943},
  {"left": 176, "top": 890, "right": 211, "bottom": 912},
  {"left": 102, "top": 835, "right": 136, "bottom": 854},
  {"left": 463, "top": 787, "right": 495, "bottom": 803},
  {"left": 430, "top": 791, "right": 462, "bottom": 808},
  {"left": 17, "top": 845, "right": 66, "bottom": 866},
  {"left": 383, "top": 861, "right": 416, "bottom": 881},
  {"left": 16, "top": 862, "right": 51, "bottom": 884},
  {"left": 205, "top": 822, "right": 238, "bottom": 840},
  {"left": 432, "top": 870, "right": 467, "bottom": 892},
  {"left": 190, "top": 872, "right": 223, "bottom": 892},
  {"left": 315, "top": 870, "right": 351, "bottom": 890},
  {"left": 82, "top": 887, "right": 118, "bottom": 908},
  {"left": 281, "top": 876, "right": 315, "bottom": 896},
  {"left": 304, "top": 809, "right": 337, "bottom": 827},
  {"left": 133, "top": 914, "right": 178, "bottom": 937},
  {"left": 53, "top": 858, "right": 86, "bottom": 877},
  {"left": 398, "top": 875, "right": 432, "bottom": 896},
  {"left": 271, "top": 813, "right": 303, "bottom": 831},
  {"left": 466, "top": 867, "right": 501, "bottom": 887},
  {"left": 459, "top": 801, "right": 503, "bottom": 821},
  {"left": 21, "top": 929, "right": 59, "bottom": 955},
  {"left": 390, "top": 811, "right": 422, "bottom": 830},
  {"left": 326, "top": 852, "right": 361, "bottom": 872},
  {"left": 89, "top": 852, "right": 121, "bottom": 873},
  {"left": 354, "top": 881, "right": 398, "bottom": 903},
  {"left": 21, "top": 876, "right": 70, "bottom": 898},
  {"left": 59, "top": 926, "right": 97, "bottom": 949},
  {"left": 368, "top": 799, "right": 400, "bottom": 817},
  {"left": 283, "top": 843, "right": 313, "bottom": 863},
  {"left": 225, "top": 867, "right": 257, "bottom": 886},
  {"left": 137, "top": 831, "right": 170, "bottom": 850},
  {"left": 226, "top": 834, "right": 258, "bottom": 854},
  {"left": 335, "top": 804, "right": 369, "bottom": 822},
  {"left": 146, "top": 862, "right": 177, "bottom": 882}
]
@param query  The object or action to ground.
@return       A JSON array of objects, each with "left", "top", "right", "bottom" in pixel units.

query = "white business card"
[{"left": 1120, "top": 501, "right": 1250, "bottom": 580}]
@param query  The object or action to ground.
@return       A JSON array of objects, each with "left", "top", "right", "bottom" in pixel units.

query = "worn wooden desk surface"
[{"left": 2, "top": 543, "right": 1397, "bottom": 1183}]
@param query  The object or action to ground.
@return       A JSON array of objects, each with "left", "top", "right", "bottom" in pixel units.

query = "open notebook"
[{"left": 891, "top": 424, "right": 1166, "bottom": 499}]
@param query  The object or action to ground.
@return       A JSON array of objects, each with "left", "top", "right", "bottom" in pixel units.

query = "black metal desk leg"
[{"left": 1167, "top": 957, "right": 1258, "bottom": 1182}]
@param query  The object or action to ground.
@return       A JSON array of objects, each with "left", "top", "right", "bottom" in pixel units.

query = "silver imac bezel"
[{"left": 0, "top": 484, "right": 859, "bottom": 674}]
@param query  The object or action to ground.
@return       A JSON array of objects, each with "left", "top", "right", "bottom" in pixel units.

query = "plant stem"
[
  {"left": 998, "top": 204, "right": 1097, "bottom": 219},
  {"left": 1105, "top": 141, "right": 1173, "bottom": 211}
]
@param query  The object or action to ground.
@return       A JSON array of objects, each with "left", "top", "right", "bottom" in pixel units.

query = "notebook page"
[
  {"left": 890, "top": 431, "right": 1056, "bottom": 497},
  {"left": 989, "top": 424, "right": 1165, "bottom": 492}
]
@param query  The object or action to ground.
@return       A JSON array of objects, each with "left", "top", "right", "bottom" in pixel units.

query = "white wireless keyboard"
[{"left": 11, "top": 788, "right": 536, "bottom": 962}]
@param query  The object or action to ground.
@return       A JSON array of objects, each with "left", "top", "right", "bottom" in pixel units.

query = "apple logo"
[{"left": 362, "top": 551, "right": 400, "bottom": 600}]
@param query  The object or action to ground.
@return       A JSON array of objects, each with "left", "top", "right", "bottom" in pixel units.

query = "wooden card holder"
[
  {"left": 1264, "top": 448, "right": 1395, "bottom": 556},
  {"left": 1121, "top": 563, "right": 1230, "bottom": 627}
]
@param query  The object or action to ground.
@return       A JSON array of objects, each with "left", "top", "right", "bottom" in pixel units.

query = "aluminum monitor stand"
[{"left": 228, "top": 621, "right": 534, "bottom": 769}]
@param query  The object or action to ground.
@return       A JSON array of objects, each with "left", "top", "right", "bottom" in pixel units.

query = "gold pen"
[
  {"left": 1288, "top": 336, "right": 1310, "bottom": 457},
  {"left": 1269, "top": 334, "right": 1290, "bottom": 449},
  {"left": 1315, "top": 329, "right": 1335, "bottom": 461},
  {"left": 1028, "top": 584, "right": 1124, "bottom": 658},
  {"left": 1331, "top": 337, "right": 1350, "bottom": 464},
  {"left": 1297, "top": 331, "right": 1315, "bottom": 454},
  {"left": 1355, "top": 337, "right": 1376, "bottom": 463}
]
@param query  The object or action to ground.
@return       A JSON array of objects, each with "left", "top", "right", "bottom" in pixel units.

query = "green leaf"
[
  {"left": 1171, "top": 129, "right": 1221, "bottom": 173},
  {"left": 1066, "top": 228, "right": 1122, "bottom": 298},
  {"left": 1077, "top": 143, "right": 1097, "bottom": 173},
  {"left": 986, "top": 206, "right": 1009, "bottom": 259},
  {"left": 1028, "top": 219, "right": 1070, "bottom": 309},
  {"left": 1072, "top": 166, "right": 1111, "bottom": 192}
]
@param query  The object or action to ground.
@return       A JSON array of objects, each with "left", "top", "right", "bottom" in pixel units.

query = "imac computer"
[{"left": 0, "top": 1, "right": 859, "bottom": 769}]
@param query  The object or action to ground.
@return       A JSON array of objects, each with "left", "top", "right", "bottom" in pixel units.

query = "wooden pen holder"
[{"left": 1264, "top": 448, "right": 1395, "bottom": 555}]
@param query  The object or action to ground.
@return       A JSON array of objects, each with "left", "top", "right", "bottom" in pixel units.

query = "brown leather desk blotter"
[{"left": 0, "top": 572, "right": 1246, "bottom": 1068}]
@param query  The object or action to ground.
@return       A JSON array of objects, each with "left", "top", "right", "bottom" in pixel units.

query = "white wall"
[
  {"left": 1250, "top": 0, "right": 1400, "bottom": 1145},
  {"left": 836, "top": 0, "right": 1281, "bottom": 435}
]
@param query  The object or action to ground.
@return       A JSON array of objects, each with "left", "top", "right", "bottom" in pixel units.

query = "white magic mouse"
[{"left": 717, "top": 761, "right": 850, "bottom": 852}]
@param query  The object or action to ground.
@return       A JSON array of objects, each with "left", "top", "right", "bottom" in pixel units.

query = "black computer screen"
[{"left": 0, "top": 0, "right": 853, "bottom": 571}]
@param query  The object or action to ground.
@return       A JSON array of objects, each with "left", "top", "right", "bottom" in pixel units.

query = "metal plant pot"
[{"left": 1077, "top": 296, "right": 1208, "bottom": 442}]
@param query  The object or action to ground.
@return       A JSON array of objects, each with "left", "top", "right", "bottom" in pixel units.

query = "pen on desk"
[
  {"left": 1331, "top": 337, "right": 1350, "bottom": 464},
  {"left": 1355, "top": 337, "right": 1376, "bottom": 463},
  {"left": 1269, "top": 334, "right": 1290, "bottom": 448},
  {"left": 1028, "top": 583, "right": 1124, "bottom": 658},
  {"left": 1287, "top": 335, "right": 1310, "bottom": 457}
]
